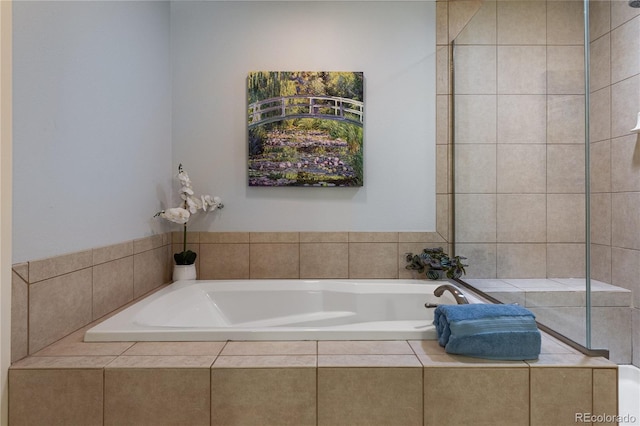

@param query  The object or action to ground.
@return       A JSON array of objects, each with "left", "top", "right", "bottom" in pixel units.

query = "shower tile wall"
[
  {"left": 589, "top": 0, "right": 640, "bottom": 365},
  {"left": 453, "top": 0, "right": 587, "bottom": 280}
]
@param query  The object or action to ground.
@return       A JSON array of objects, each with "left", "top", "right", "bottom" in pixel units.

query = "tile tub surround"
[
  {"left": 11, "top": 234, "right": 173, "bottom": 361},
  {"left": 11, "top": 231, "right": 448, "bottom": 362},
  {"left": 9, "top": 329, "right": 617, "bottom": 426}
]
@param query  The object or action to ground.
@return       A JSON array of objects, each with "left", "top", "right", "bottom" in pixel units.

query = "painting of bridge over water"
[{"left": 248, "top": 71, "right": 364, "bottom": 187}]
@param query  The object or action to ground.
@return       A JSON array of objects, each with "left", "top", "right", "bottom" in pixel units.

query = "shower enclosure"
[{"left": 446, "top": 0, "right": 639, "bottom": 364}]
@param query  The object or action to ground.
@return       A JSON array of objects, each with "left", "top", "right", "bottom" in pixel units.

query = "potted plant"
[
  {"left": 405, "top": 247, "right": 467, "bottom": 280},
  {"left": 155, "top": 164, "right": 223, "bottom": 280}
]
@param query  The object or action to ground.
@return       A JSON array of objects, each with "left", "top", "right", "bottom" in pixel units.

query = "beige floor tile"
[
  {"left": 107, "top": 355, "right": 215, "bottom": 368},
  {"left": 34, "top": 341, "right": 134, "bottom": 357},
  {"left": 211, "top": 368, "right": 316, "bottom": 426}
]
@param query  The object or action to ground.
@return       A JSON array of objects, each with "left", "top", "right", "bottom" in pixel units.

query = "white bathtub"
[
  {"left": 619, "top": 365, "right": 640, "bottom": 426},
  {"left": 84, "top": 279, "right": 470, "bottom": 342}
]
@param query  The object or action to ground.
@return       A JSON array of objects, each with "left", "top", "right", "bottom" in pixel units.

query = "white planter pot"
[{"left": 173, "top": 264, "right": 197, "bottom": 281}]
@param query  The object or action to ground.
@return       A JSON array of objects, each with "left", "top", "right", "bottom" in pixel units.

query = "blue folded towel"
[{"left": 433, "top": 304, "right": 541, "bottom": 360}]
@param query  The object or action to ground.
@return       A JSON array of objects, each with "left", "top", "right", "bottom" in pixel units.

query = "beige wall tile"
[
  {"left": 497, "top": 194, "right": 547, "bottom": 242},
  {"left": 547, "top": 145, "right": 585, "bottom": 193},
  {"left": 398, "top": 232, "right": 445, "bottom": 243},
  {"left": 133, "top": 234, "right": 164, "bottom": 254},
  {"left": 590, "top": 243, "right": 612, "bottom": 284},
  {"left": 300, "top": 243, "right": 349, "bottom": 279},
  {"left": 12, "top": 262, "right": 28, "bottom": 282},
  {"left": 612, "top": 192, "right": 640, "bottom": 250},
  {"left": 300, "top": 232, "right": 348, "bottom": 243},
  {"left": 250, "top": 232, "right": 299, "bottom": 243},
  {"left": 93, "top": 256, "right": 134, "bottom": 320},
  {"left": 498, "top": 46, "right": 547, "bottom": 94},
  {"left": 105, "top": 368, "right": 210, "bottom": 426},
  {"left": 212, "top": 368, "right": 316, "bottom": 426},
  {"left": 172, "top": 230, "right": 200, "bottom": 244},
  {"left": 590, "top": 33, "right": 611, "bottom": 92},
  {"left": 29, "top": 249, "right": 92, "bottom": 283},
  {"left": 454, "top": 243, "right": 497, "bottom": 278},
  {"left": 448, "top": 0, "right": 484, "bottom": 42},
  {"left": 133, "top": 245, "right": 170, "bottom": 299},
  {"left": 455, "top": 1, "right": 497, "bottom": 45},
  {"left": 548, "top": 1, "right": 585, "bottom": 45},
  {"left": 9, "top": 369, "right": 104, "bottom": 426},
  {"left": 250, "top": 243, "right": 299, "bottom": 278},
  {"left": 611, "top": 75, "right": 640, "bottom": 139},
  {"left": 547, "top": 194, "right": 585, "bottom": 243},
  {"left": 530, "top": 368, "right": 592, "bottom": 426},
  {"left": 590, "top": 140, "right": 612, "bottom": 193},
  {"left": 611, "top": 0, "right": 640, "bottom": 30},
  {"left": 634, "top": 309, "right": 640, "bottom": 365},
  {"left": 497, "top": 144, "right": 546, "bottom": 193},
  {"left": 611, "top": 134, "right": 640, "bottom": 192},
  {"left": 497, "top": 243, "right": 547, "bottom": 278},
  {"left": 547, "top": 45, "right": 585, "bottom": 95},
  {"left": 455, "top": 144, "right": 497, "bottom": 193},
  {"left": 611, "top": 247, "right": 640, "bottom": 307},
  {"left": 436, "top": 193, "right": 451, "bottom": 242},
  {"left": 589, "top": 87, "right": 611, "bottom": 143},
  {"left": 590, "top": 192, "right": 611, "bottom": 246},
  {"left": 497, "top": 95, "right": 547, "bottom": 143},
  {"left": 436, "top": 1, "right": 448, "bottom": 45},
  {"left": 547, "top": 95, "right": 585, "bottom": 144},
  {"left": 611, "top": 18, "right": 640, "bottom": 84},
  {"left": 424, "top": 368, "right": 529, "bottom": 426},
  {"left": 454, "top": 95, "right": 497, "bottom": 143},
  {"left": 436, "top": 144, "right": 449, "bottom": 194},
  {"left": 590, "top": 0, "right": 611, "bottom": 42},
  {"left": 29, "top": 268, "right": 93, "bottom": 354},
  {"left": 454, "top": 45, "right": 497, "bottom": 94},
  {"left": 11, "top": 271, "right": 29, "bottom": 362},
  {"left": 93, "top": 241, "right": 133, "bottom": 265},
  {"left": 436, "top": 94, "right": 449, "bottom": 144},
  {"left": 497, "top": 1, "right": 546, "bottom": 45},
  {"left": 497, "top": 95, "right": 547, "bottom": 144},
  {"left": 318, "top": 367, "right": 422, "bottom": 426},
  {"left": 436, "top": 46, "right": 449, "bottom": 95},
  {"left": 546, "top": 243, "right": 586, "bottom": 278},
  {"left": 199, "top": 231, "right": 250, "bottom": 243},
  {"left": 455, "top": 194, "right": 497, "bottom": 243},
  {"left": 348, "top": 243, "right": 398, "bottom": 278},
  {"left": 348, "top": 232, "right": 398, "bottom": 243},
  {"left": 199, "top": 243, "right": 250, "bottom": 279}
]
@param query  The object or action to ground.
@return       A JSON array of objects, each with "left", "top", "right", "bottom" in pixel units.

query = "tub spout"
[{"left": 434, "top": 284, "right": 469, "bottom": 304}]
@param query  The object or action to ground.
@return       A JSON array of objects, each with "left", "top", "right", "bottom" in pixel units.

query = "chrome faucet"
[{"left": 433, "top": 284, "right": 469, "bottom": 304}]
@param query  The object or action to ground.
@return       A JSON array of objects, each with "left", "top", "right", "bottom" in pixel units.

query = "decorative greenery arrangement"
[
  {"left": 155, "top": 164, "right": 223, "bottom": 265},
  {"left": 405, "top": 247, "right": 468, "bottom": 280}
]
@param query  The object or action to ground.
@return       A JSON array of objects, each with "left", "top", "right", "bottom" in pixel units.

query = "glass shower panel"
[{"left": 451, "top": 0, "right": 593, "bottom": 352}]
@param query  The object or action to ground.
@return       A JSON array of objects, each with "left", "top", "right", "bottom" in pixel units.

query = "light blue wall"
[
  {"left": 171, "top": 1, "right": 436, "bottom": 232},
  {"left": 12, "top": 1, "right": 172, "bottom": 263},
  {"left": 12, "top": 1, "right": 437, "bottom": 262}
]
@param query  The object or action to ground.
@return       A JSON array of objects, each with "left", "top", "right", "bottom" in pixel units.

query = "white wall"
[
  {"left": 171, "top": 1, "right": 436, "bottom": 232},
  {"left": 12, "top": 1, "right": 173, "bottom": 263}
]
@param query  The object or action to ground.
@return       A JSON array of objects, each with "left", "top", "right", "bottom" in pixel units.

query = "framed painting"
[{"left": 247, "top": 71, "right": 364, "bottom": 187}]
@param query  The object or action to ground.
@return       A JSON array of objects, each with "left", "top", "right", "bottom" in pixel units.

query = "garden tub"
[{"left": 84, "top": 279, "right": 472, "bottom": 342}]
